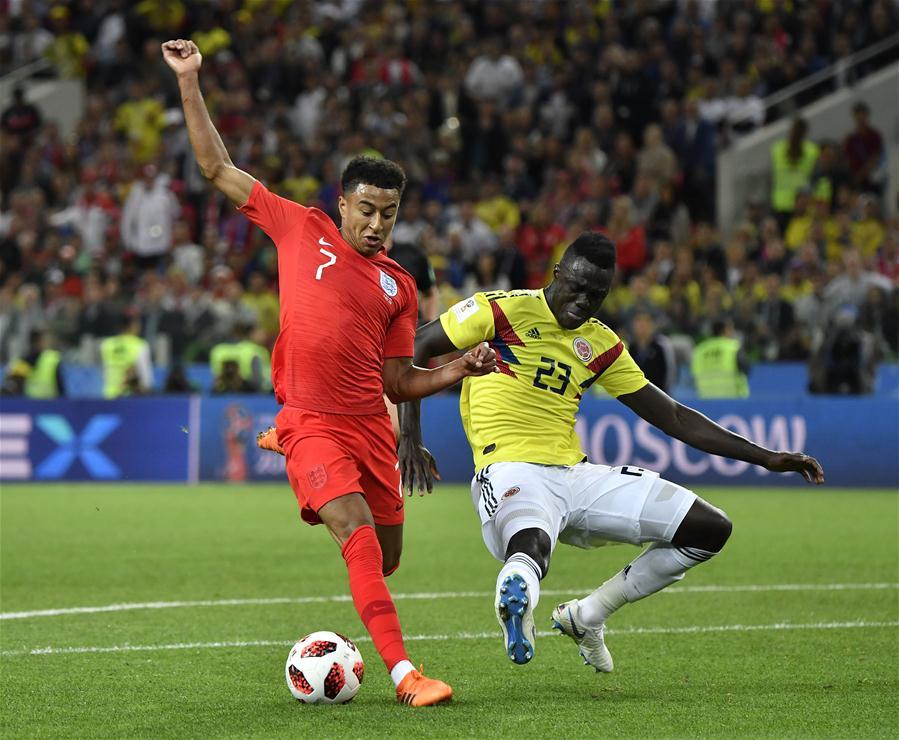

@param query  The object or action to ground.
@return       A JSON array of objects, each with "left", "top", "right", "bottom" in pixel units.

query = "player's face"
[
  {"left": 338, "top": 185, "right": 401, "bottom": 257},
  {"left": 549, "top": 258, "right": 613, "bottom": 329}
]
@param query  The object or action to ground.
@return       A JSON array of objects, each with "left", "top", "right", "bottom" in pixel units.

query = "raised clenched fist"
[{"left": 161, "top": 39, "right": 202, "bottom": 75}]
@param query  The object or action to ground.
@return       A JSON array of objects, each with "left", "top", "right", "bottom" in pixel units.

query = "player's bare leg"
[
  {"left": 495, "top": 528, "right": 551, "bottom": 664},
  {"left": 555, "top": 496, "right": 732, "bottom": 672},
  {"left": 317, "top": 494, "right": 451, "bottom": 706},
  {"left": 670, "top": 498, "right": 733, "bottom": 551},
  {"left": 375, "top": 523, "right": 403, "bottom": 576}
]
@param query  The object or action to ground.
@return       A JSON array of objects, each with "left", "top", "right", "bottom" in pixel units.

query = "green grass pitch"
[{"left": 1, "top": 483, "right": 896, "bottom": 738}]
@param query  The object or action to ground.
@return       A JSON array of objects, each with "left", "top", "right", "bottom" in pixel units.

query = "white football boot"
[{"left": 551, "top": 598, "right": 614, "bottom": 673}]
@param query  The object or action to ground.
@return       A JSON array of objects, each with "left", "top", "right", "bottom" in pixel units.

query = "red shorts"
[{"left": 275, "top": 406, "right": 403, "bottom": 526}]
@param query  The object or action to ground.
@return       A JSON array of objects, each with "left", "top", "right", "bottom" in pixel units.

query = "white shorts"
[{"left": 470, "top": 461, "right": 697, "bottom": 562}]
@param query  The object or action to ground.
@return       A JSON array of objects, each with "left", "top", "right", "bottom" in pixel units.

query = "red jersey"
[{"left": 239, "top": 181, "right": 418, "bottom": 414}]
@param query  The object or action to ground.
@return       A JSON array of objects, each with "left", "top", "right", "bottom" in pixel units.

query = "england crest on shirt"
[{"left": 380, "top": 270, "right": 398, "bottom": 297}]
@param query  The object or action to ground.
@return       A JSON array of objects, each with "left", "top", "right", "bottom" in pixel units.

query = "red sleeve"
[
  {"left": 383, "top": 279, "right": 419, "bottom": 358},
  {"left": 238, "top": 180, "right": 308, "bottom": 243}
]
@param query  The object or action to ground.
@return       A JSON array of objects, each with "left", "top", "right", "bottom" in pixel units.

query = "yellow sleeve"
[
  {"left": 439, "top": 293, "right": 496, "bottom": 350},
  {"left": 598, "top": 345, "right": 648, "bottom": 397}
]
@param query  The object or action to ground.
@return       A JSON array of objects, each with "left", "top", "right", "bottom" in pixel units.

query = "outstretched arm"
[
  {"left": 161, "top": 39, "right": 255, "bottom": 207},
  {"left": 617, "top": 383, "right": 825, "bottom": 484},
  {"left": 382, "top": 341, "right": 495, "bottom": 404}
]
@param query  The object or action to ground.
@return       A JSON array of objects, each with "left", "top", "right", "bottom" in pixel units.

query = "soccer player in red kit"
[{"left": 163, "top": 38, "right": 497, "bottom": 706}]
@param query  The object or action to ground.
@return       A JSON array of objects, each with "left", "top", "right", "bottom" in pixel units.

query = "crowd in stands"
[{"left": 0, "top": 0, "right": 897, "bottom": 398}]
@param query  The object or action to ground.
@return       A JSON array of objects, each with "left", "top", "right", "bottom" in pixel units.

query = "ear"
[
  {"left": 552, "top": 263, "right": 561, "bottom": 279},
  {"left": 337, "top": 195, "right": 347, "bottom": 221}
]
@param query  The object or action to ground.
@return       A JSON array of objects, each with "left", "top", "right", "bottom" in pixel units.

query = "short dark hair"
[
  {"left": 852, "top": 101, "right": 869, "bottom": 115},
  {"left": 340, "top": 156, "right": 407, "bottom": 196},
  {"left": 562, "top": 231, "right": 617, "bottom": 271}
]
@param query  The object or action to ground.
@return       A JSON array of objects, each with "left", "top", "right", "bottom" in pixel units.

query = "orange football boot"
[
  {"left": 395, "top": 667, "right": 453, "bottom": 707},
  {"left": 256, "top": 426, "right": 284, "bottom": 456}
]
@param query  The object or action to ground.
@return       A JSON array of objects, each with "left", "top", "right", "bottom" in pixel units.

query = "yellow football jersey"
[{"left": 440, "top": 289, "right": 648, "bottom": 469}]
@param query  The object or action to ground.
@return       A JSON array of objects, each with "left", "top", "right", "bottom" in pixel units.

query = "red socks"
[{"left": 341, "top": 525, "right": 409, "bottom": 671}]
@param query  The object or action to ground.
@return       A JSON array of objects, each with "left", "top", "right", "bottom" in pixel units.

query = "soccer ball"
[{"left": 285, "top": 631, "right": 364, "bottom": 704}]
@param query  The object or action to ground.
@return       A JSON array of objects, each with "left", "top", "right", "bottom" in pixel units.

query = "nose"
[{"left": 369, "top": 213, "right": 383, "bottom": 232}]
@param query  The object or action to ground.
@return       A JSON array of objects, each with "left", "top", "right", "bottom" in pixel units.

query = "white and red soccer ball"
[{"left": 285, "top": 631, "right": 364, "bottom": 704}]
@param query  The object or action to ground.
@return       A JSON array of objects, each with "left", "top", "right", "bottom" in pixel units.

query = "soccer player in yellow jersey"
[{"left": 399, "top": 232, "right": 824, "bottom": 671}]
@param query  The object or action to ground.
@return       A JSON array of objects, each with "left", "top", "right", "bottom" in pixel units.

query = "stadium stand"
[{"left": 0, "top": 0, "right": 896, "bottom": 398}]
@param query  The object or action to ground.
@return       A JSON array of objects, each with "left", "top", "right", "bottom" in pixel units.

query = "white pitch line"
[
  {"left": 1, "top": 582, "right": 895, "bottom": 622},
  {"left": 1, "top": 620, "right": 896, "bottom": 659}
]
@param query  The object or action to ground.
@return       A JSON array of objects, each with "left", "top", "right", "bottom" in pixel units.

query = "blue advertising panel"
[
  {"left": 197, "top": 396, "right": 284, "bottom": 482},
  {"left": 3, "top": 395, "right": 895, "bottom": 487},
  {"left": 420, "top": 396, "right": 899, "bottom": 488},
  {"left": 0, "top": 398, "right": 191, "bottom": 482}
]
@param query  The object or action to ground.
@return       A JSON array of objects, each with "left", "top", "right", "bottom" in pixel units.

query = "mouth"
[
  {"left": 566, "top": 308, "right": 588, "bottom": 323},
  {"left": 363, "top": 235, "right": 382, "bottom": 249}
]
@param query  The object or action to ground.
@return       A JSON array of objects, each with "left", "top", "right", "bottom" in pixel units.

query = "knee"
[
  {"left": 334, "top": 520, "right": 372, "bottom": 545},
  {"left": 673, "top": 499, "right": 733, "bottom": 553},
  {"left": 706, "top": 507, "right": 733, "bottom": 552},
  {"left": 377, "top": 529, "right": 402, "bottom": 576},
  {"left": 382, "top": 551, "right": 401, "bottom": 577},
  {"left": 505, "top": 528, "right": 552, "bottom": 578},
  {"left": 382, "top": 560, "right": 400, "bottom": 577},
  {"left": 319, "top": 494, "right": 375, "bottom": 545}
]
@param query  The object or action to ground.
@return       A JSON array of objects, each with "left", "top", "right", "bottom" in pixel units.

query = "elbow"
[
  {"left": 200, "top": 160, "right": 228, "bottom": 183},
  {"left": 644, "top": 399, "right": 687, "bottom": 440},
  {"left": 667, "top": 404, "right": 691, "bottom": 438},
  {"left": 385, "top": 388, "right": 411, "bottom": 404},
  {"left": 198, "top": 163, "right": 219, "bottom": 182},
  {"left": 383, "top": 360, "right": 418, "bottom": 404},
  {"left": 672, "top": 402, "right": 690, "bottom": 427},
  {"left": 383, "top": 378, "right": 406, "bottom": 405}
]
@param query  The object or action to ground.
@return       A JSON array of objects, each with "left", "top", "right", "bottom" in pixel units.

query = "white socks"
[
  {"left": 389, "top": 659, "right": 415, "bottom": 687},
  {"left": 578, "top": 543, "right": 715, "bottom": 625},
  {"left": 496, "top": 552, "right": 543, "bottom": 609}
]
